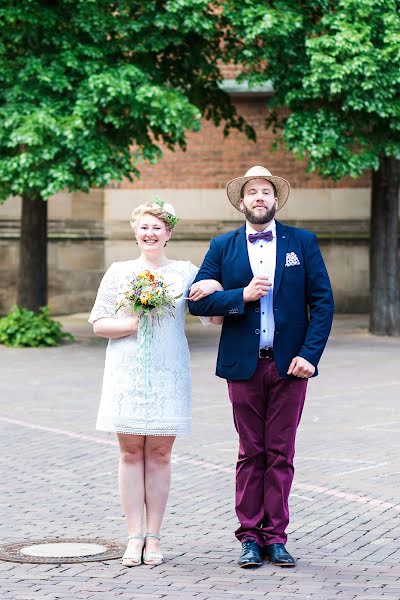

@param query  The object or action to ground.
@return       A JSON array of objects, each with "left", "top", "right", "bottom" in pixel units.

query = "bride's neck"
[{"left": 139, "top": 252, "right": 170, "bottom": 268}]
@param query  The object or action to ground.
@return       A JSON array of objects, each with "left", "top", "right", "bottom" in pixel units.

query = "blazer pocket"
[
  {"left": 284, "top": 265, "right": 305, "bottom": 276},
  {"left": 220, "top": 360, "right": 237, "bottom": 367}
]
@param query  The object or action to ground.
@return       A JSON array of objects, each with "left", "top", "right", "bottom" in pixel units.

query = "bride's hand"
[
  {"left": 189, "top": 279, "right": 223, "bottom": 301},
  {"left": 126, "top": 316, "right": 140, "bottom": 334}
]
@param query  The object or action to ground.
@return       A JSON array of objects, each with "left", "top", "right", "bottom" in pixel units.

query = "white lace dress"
[{"left": 89, "top": 259, "right": 202, "bottom": 436}]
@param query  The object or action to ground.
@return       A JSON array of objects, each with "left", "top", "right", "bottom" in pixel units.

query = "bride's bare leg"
[
  {"left": 144, "top": 435, "right": 176, "bottom": 556},
  {"left": 117, "top": 433, "right": 146, "bottom": 555}
]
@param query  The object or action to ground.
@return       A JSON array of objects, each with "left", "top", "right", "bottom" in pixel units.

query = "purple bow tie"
[{"left": 248, "top": 230, "right": 273, "bottom": 243}]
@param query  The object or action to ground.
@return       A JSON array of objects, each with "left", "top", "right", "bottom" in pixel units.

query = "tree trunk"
[
  {"left": 369, "top": 156, "right": 400, "bottom": 335},
  {"left": 17, "top": 195, "right": 48, "bottom": 312}
]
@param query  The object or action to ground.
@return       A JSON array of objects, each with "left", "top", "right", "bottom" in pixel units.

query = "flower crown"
[{"left": 153, "top": 196, "right": 180, "bottom": 228}]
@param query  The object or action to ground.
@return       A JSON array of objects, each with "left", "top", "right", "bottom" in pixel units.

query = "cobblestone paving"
[{"left": 0, "top": 314, "right": 399, "bottom": 599}]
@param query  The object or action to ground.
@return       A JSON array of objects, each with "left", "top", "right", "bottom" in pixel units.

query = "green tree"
[
  {"left": 223, "top": 0, "right": 400, "bottom": 335},
  {"left": 0, "top": 0, "right": 252, "bottom": 312}
]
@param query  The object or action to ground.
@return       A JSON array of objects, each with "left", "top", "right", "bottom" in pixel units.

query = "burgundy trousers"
[{"left": 227, "top": 358, "right": 307, "bottom": 547}]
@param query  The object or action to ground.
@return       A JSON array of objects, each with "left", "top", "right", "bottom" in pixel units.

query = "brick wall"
[
  {"left": 219, "top": 61, "right": 243, "bottom": 79},
  {"left": 121, "top": 98, "right": 370, "bottom": 190},
  {"left": 0, "top": 85, "right": 373, "bottom": 315}
]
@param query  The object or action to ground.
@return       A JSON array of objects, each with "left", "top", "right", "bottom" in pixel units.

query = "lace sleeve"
[{"left": 88, "top": 263, "right": 119, "bottom": 324}]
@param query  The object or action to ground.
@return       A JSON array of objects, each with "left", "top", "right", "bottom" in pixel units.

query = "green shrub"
[{"left": 0, "top": 305, "right": 74, "bottom": 347}]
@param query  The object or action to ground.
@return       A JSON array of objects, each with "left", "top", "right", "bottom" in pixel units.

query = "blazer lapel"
[
  {"left": 274, "top": 221, "right": 289, "bottom": 301},
  {"left": 235, "top": 225, "right": 254, "bottom": 284}
]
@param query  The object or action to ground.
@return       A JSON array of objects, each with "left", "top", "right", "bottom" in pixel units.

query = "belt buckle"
[{"left": 259, "top": 348, "right": 273, "bottom": 359}]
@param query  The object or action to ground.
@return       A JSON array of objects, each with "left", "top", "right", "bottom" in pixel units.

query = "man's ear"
[{"left": 239, "top": 201, "right": 244, "bottom": 212}]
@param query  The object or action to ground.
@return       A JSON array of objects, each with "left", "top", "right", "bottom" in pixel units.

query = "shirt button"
[{"left": 255, "top": 329, "right": 260, "bottom": 334}]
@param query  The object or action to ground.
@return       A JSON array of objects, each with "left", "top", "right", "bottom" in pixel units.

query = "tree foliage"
[
  {"left": 223, "top": 0, "right": 400, "bottom": 179},
  {"left": 0, "top": 0, "right": 256, "bottom": 314},
  {"left": 0, "top": 0, "right": 253, "bottom": 203},
  {"left": 223, "top": 0, "right": 400, "bottom": 335}
]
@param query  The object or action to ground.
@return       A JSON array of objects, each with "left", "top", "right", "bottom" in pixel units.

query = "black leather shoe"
[
  {"left": 238, "top": 538, "right": 262, "bottom": 568},
  {"left": 264, "top": 543, "right": 296, "bottom": 567}
]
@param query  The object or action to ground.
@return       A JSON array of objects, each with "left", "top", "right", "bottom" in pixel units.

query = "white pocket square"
[{"left": 285, "top": 252, "right": 301, "bottom": 267}]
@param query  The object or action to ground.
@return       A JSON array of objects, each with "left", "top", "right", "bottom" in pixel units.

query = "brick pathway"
[{"left": 0, "top": 314, "right": 399, "bottom": 599}]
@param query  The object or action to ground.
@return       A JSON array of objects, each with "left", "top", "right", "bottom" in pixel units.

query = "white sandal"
[
  {"left": 121, "top": 534, "right": 144, "bottom": 567},
  {"left": 143, "top": 533, "right": 164, "bottom": 566}
]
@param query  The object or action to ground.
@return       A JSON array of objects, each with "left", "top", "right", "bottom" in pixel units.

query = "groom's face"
[{"left": 240, "top": 178, "right": 277, "bottom": 226}]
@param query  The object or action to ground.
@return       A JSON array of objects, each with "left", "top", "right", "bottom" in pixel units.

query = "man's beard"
[{"left": 243, "top": 204, "right": 276, "bottom": 225}]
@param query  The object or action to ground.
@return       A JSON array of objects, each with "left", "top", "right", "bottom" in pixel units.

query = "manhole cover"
[
  {"left": 0, "top": 538, "right": 125, "bottom": 564},
  {"left": 21, "top": 543, "right": 109, "bottom": 558}
]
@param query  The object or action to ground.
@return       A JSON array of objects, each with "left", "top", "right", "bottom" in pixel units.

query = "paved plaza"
[{"left": 0, "top": 314, "right": 400, "bottom": 600}]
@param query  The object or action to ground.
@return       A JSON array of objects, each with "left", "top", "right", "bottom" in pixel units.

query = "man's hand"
[
  {"left": 287, "top": 357, "right": 315, "bottom": 378},
  {"left": 243, "top": 276, "right": 272, "bottom": 302}
]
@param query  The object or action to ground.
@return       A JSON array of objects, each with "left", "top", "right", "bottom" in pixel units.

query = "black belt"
[{"left": 259, "top": 348, "right": 274, "bottom": 359}]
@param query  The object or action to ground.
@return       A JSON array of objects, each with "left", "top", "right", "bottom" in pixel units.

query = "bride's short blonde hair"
[{"left": 130, "top": 202, "right": 173, "bottom": 233}]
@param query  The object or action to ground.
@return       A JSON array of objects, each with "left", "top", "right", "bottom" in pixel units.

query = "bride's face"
[{"left": 135, "top": 213, "right": 171, "bottom": 253}]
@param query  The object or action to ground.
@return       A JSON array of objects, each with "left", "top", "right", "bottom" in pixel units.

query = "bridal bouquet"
[
  {"left": 117, "top": 270, "right": 180, "bottom": 319},
  {"left": 117, "top": 270, "right": 181, "bottom": 400}
]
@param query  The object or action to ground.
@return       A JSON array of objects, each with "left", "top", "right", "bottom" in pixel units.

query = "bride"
[{"left": 89, "top": 199, "right": 222, "bottom": 567}]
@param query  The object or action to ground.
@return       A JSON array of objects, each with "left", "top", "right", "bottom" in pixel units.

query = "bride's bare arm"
[
  {"left": 189, "top": 279, "right": 224, "bottom": 325},
  {"left": 189, "top": 279, "right": 223, "bottom": 301},
  {"left": 93, "top": 316, "right": 139, "bottom": 339}
]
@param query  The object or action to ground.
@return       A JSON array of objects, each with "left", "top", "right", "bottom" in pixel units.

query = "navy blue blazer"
[{"left": 188, "top": 221, "right": 334, "bottom": 381}]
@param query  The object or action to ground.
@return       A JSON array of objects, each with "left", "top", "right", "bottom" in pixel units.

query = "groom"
[{"left": 189, "top": 166, "right": 334, "bottom": 568}]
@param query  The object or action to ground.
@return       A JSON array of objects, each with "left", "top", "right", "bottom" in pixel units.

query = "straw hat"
[{"left": 226, "top": 166, "right": 290, "bottom": 211}]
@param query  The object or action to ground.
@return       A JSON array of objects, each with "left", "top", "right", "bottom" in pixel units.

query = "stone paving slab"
[{"left": 0, "top": 314, "right": 399, "bottom": 599}]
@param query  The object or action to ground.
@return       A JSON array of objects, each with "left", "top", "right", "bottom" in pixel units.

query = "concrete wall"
[
  {"left": 0, "top": 191, "right": 105, "bottom": 315},
  {"left": 102, "top": 187, "right": 374, "bottom": 313},
  {"left": 0, "top": 183, "right": 396, "bottom": 314},
  {"left": 0, "top": 185, "right": 381, "bottom": 315}
]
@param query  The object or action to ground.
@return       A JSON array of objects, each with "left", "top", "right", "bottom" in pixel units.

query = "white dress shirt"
[{"left": 245, "top": 220, "right": 276, "bottom": 349}]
